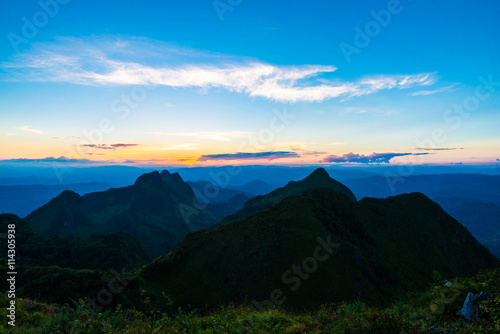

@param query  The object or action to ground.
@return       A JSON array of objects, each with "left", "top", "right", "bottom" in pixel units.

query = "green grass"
[{"left": 4, "top": 269, "right": 500, "bottom": 333}]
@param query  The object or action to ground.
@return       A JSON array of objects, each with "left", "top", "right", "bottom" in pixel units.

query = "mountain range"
[
  {"left": 139, "top": 169, "right": 499, "bottom": 309},
  {"left": 0, "top": 182, "right": 112, "bottom": 217},
  {"left": 24, "top": 170, "right": 217, "bottom": 258},
  {"left": 4, "top": 167, "right": 499, "bottom": 311}
]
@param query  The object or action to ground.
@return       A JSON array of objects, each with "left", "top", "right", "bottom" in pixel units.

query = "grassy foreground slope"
[{"left": 3, "top": 268, "right": 500, "bottom": 333}]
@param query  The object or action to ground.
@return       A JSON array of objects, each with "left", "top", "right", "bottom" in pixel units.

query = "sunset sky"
[{"left": 1, "top": 0, "right": 499, "bottom": 167}]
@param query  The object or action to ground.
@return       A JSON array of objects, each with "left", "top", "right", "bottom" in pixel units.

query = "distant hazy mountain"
[
  {"left": 25, "top": 170, "right": 217, "bottom": 258},
  {"left": 185, "top": 180, "right": 253, "bottom": 221},
  {"left": 0, "top": 182, "right": 112, "bottom": 217},
  {"left": 187, "top": 180, "right": 254, "bottom": 203},
  {"left": 440, "top": 200, "right": 500, "bottom": 257},
  {"left": 0, "top": 165, "right": 148, "bottom": 186},
  {"left": 229, "top": 180, "right": 278, "bottom": 196},
  {"left": 223, "top": 168, "right": 356, "bottom": 223},
  {"left": 140, "top": 169, "right": 498, "bottom": 309},
  {"left": 0, "top": 214, "right": 150, "bottom": 271},
  {"left": 343, "top": 174, "right": 500, "bottom": 205}
]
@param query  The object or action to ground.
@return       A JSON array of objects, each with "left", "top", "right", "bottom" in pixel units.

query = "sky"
[{"left": 0, "top": 0, "right": 499, "bottom": 167}]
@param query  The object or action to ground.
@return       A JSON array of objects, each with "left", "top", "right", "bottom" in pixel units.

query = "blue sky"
[{"left": 0, "top": 0, "right": 499, "bottom": 166}]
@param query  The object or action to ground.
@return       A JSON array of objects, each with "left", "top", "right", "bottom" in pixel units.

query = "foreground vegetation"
[{"left": 2, "top": 269, "right": 499, "bottom": 333}]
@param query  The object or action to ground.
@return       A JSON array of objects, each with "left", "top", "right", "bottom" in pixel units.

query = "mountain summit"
[
  {"left": 223, "top": 168, "right": 356, "bottom": 223},
  {"left": 305, "top": 167, "right": 330, "bottom": 179},
  {"left": 25, "top": 170, "right": 217, "bottom": 258}
]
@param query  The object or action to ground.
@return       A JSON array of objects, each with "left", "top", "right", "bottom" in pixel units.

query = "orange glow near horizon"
[{"left": 1, "top": 139, "right": 499, "bottom": 167}]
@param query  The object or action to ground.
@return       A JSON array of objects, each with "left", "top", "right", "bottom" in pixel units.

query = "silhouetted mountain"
[
  {"left": 343, "top": 174, "right": 500, "bottom": 257},
  {"left": 0, "top": 182, "right": 112, "bottom": 217},
  {"left": 25, "top": 170, "right": 217, "bottom": 258},
  {"left": 140, "top": 170, "right": 498, "bottom": 309},
  {"left": 0, "top": 214, "right": 150, "bottom": 271},
  {"left": 223, "top": 168, "right": 356, "bottom": 223}
]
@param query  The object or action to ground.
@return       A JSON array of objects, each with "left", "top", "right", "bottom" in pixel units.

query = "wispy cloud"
[
  {"left": 355, "top": 74, "right": 436, "bottom": 94},
  {"left": 197, "top": 151, "right": 299, "bottom": 162},
  {"left": 323, "top": 152, "right": 429, "bottom": 164},
  {"left": 409, "top": 85, "right": 456, "bottom": 96},
  {"left": 14, "top": 125, "right": 45, "bottom": 135},
  {"left": 79, "top": 143, "right": 139, "bottom": 150},
  {"left": 1, "top": 36, "right": 439, "bottom": 103},
  {"left": 110, "top": 143, "right": 139, "bottom": 148},
  {"left": 416, "top": 147, "right": 463, "bottom": 151},
  {"left": 80, "top": 144, "right": 113, "bottom": 150}
]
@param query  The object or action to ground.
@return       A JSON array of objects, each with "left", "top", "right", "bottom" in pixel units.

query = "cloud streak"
[
  {"left": 79, "top": 143, "right": 139, "bottom": 150},
  {"left": 323, "top": 152, "right": 429, "bottom": 164},
  {"left": 416, "top": 147, "right": 463, "bottom": 151},
  {"left": 197, "top": 151, "right": 299, "bottom": 161},
  {"left": 14, "top": 125, "right": 45, "bottom": 135},
  {"left": 409, "top": 85, "right": 456, "bottom": 96},
  {"left": 1, "top": 36, "right": 438, "bottom": 103}
]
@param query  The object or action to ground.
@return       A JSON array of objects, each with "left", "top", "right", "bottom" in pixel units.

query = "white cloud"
[
  {"left": 14, "top": 125, "right": 45, "bottom": 135},
  {"left": 356, "top": 73, "right": 436, "bottom": 94},
  {"left": 409, "top": 85, "right": 456, "bottom": 96},
  {"left": 1, "top": 36, "right": 440, "bottom": 103}
]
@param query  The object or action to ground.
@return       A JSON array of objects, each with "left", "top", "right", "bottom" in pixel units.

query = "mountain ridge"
[
  {"left": 139, "top": 169, "right": 499, "bottom": 310},
  {"left": 25, "top": 170, "right": 217, "bottom": 258},
  {"left": 222, "top": 167, "right": 356, "bottom": 223}
]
